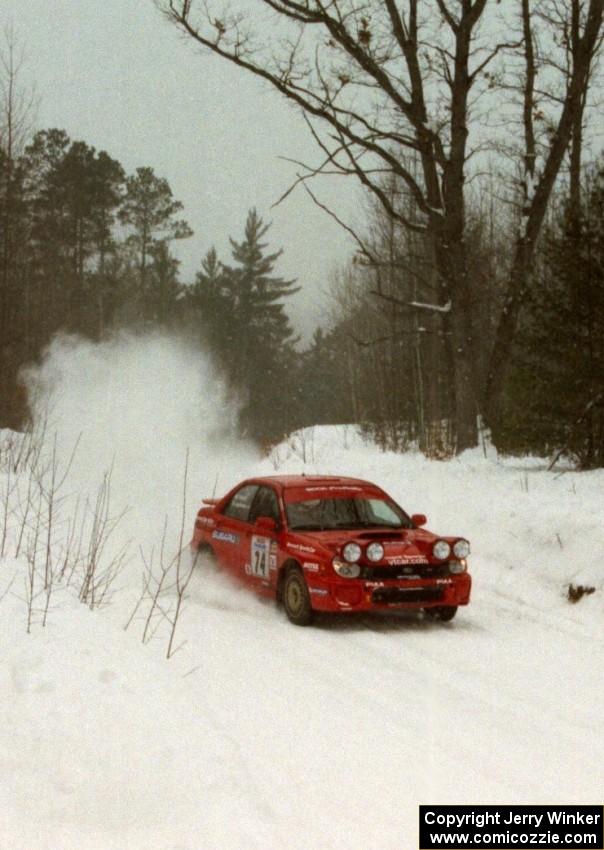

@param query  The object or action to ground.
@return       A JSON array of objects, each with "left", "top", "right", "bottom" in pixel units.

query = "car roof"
[{"left": 246, "top": 474, "right": 378, "bottom": 490}]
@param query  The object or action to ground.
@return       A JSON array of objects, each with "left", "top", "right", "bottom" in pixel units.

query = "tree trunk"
[{"left": 442, "top": 303, "right": 478, "bottom": 452}]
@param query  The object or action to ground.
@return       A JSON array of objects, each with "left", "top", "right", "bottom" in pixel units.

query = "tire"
[
  {"left": 425, "top": 605, "right": 458, "bottom": 622},
  {"left": 283, "top": 567, "right": 314, "bottom": 626}
]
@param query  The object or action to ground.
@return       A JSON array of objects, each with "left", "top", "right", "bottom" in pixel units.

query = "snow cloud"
[{"left": 23, "top": 332, "right": 260, "bottom": 567}]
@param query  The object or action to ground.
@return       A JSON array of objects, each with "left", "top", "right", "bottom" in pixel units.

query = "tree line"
[
  {"left": 0, "top": 126, "right": 193, "bottom": 424},
  {"left": 1, "top": 116, "right": 603, "bottom": 465},
  {"left": 0, "top": 118, "right": 306, "bottom": 441},
  {"left": 2, "top": 2, "right": 604, "bottom": 467}
]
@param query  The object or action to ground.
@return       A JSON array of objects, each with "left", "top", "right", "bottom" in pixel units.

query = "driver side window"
[
  {"left": 249, "top": 486, "right": 280, "bottom": 525},
  {"left": 222, "top": 485, "right": 259, "bottom": 523}
]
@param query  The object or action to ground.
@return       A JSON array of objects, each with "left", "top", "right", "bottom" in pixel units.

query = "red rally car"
[{"left": 191, "top": 475, "right": 471, "bottom": 626}]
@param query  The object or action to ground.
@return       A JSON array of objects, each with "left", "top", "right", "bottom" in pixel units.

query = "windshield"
[{"left": 286, "top": 497, "right": 413, "bottom": 531}]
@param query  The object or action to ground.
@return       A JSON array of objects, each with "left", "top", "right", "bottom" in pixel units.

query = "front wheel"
[
  {"left": 283, "top": 567, "right": 314, "bottom": 626},
  {"left": 425, "top": 605, "right": 458, "bottom": 622}
]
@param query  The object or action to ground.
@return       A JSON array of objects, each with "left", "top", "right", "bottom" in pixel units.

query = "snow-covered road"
[{"left": 3, "top": 554, "right": 601, "bottom": 850}]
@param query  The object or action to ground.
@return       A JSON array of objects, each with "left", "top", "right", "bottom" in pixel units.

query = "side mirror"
[
  {"left": 411, "top": 513, "right": 427, "bottom": 527},
  {"left": 256, "top": 516, "right": 277, "bottom": 532}
]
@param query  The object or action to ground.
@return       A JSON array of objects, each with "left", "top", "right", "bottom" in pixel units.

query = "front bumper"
[{"left": 306, "top": 572, "right": 471, "bottom": 613}]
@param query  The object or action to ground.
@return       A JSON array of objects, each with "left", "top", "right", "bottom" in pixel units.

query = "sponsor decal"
[
  {"left": 251, "top": 536, "right": 270, "bottom": 578},
  {"left": 270, "top": 540, "right": 278, "bottom": 555},
  {"left": 309, "top": 588, "right": 328, "bottom": 596},
  {"left": 385, "top": 555, "right": 429, "bottom": 565},
  {"left": 212, "top": 530, "right": 239, "bottom": 545},
  {"left": 287, "top": 543, "right": 316, "bottom": 554},
  {"left": 304, "top": 485, "right": 363, "bottom": 492},
  {"left": 436, "top": 578, "right": 452, "bottom": 585},
  {"left": 303, "top": 561, "right": 320, "bottom": 572},
  {"left": 269, "top": 555, "right": 277, "bottom": 570}
]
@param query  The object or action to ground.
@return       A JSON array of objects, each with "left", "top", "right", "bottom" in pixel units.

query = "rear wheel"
[
  {"left": 283, "top": 567, "right": 314, "bottom": 626},
  {"left": 425, "top": 605, "right": 458, "bottom": 622}
]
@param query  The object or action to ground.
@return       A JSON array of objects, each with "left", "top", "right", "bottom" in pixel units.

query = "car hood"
[{"left": 285, "top": 527, "right": 440, "bottom": 564}]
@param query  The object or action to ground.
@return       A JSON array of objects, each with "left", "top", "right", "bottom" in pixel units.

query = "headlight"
[
  {"left": 432, "top": 540, "right": 451, "bottom": 560},
  {"left": 333, "top": 557, "right": 361, "bottom": 578},
  {"left": 453, "top": 539, "right": 470, "bottom": 559},
  {"left": 366, "top": 542, "right": 384, "bottom": 562},
  {"left": 342, "top": 542, "right": 362, "bottom": 563},
  {"left": 449, "top": 560, "right": 467, "bottom": 574}
]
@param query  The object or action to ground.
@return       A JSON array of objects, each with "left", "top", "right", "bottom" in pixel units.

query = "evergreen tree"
[
  {"left": 225, "top": 209, "right": 299, "bottom": 383},
  {"left": 0, "top": 147, "right": 30, "bottom": 427},
  {"left": 296, "top": 327, "right": 349, "bottom": 427},
  {"left": 193, "top": 209, "right": 300, "bottom": 441},
  {"left": 145, "top": 241, "right": 183, "bottom": 325},
  {"left": 56, "top": 141, "right": 125, "bottom": 333},
  {"left": 23, "top": 130, "right": 125, "bottom": 336},
  {"left": 500, "top": 167, "right": 604, "bottom": 467},
  {"left": 119, "top": 166, "right": 192, "bottom": 294},
  {"left": 227, "top": 209, "right": 300, "bottom": 440},
  {"left": 189, "top": 246, "right": 235, "bottom": 358}
]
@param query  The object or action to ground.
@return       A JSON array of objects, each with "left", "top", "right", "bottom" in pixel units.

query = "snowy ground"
[{"left": 1, "top": 335, "right": 603, "bottom": 850}]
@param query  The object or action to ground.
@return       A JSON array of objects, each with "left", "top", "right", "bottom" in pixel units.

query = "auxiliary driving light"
[
  {"left": 342, "top": 542, "right": 362, "bottom": 563},
  {"left": 432, "top": 540, "right": 451, "bottom": 560},
  {"left": 366, "top": 542, "right": 385, "bottom": 562}
]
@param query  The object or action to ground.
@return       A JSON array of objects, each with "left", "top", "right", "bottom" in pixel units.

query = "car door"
[
  {"left": 212, "top": 484, "right": 259, "bottom": 577},
  {"left": 246, "top": 485, "right": 282, "bottom": 592}
]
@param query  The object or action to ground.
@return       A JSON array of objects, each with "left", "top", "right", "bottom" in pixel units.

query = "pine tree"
[
  {"left": 189, "top": 247, "right": 235, "bottom": 362},
  {"left": 22, "top": 130, "right": 127, "bottom": 336},
  {"left": 211, "top": 209, "right": 300, "bottom": 441},
  {"left": 500, "top": 166, "right": 604, "bottom": 467},
  {"left": 56, "top": 140, "right": 125, "bottom": 333},
  {"left": 296, "top": 327, "right": 349, "bottom": 428},
  {"left": 119, "top": 166, "right": 192, "bottom": 294},
  {"left": 226, "top": 209, "right": 299, "bottom": 381},
  {"left": 146, "top": 241, "right": 183, "bottom": 325}
]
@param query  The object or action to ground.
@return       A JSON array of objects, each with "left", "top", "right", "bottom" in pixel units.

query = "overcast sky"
[{"left": 3, "top": 0, "right": 361, "bottom": 340}]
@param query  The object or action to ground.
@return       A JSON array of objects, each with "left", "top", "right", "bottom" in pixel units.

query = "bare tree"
[
  {"left": 160, "top": 0, "right": 604, "bottom": 447},
  {"left": 0, "top": 23, "right": 36, "bottom": 159},
  {"left": 126, "top": 452, "right": 196, "bottom": 659}
]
